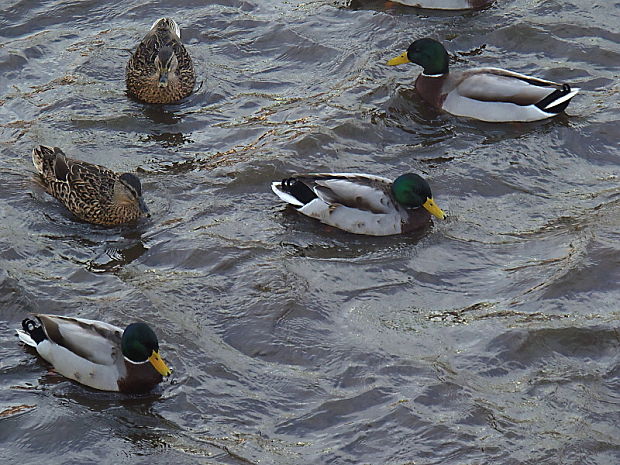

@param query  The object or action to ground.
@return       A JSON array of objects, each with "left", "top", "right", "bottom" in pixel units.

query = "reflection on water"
[
  {"left": 141, "top": 106, "right": 181, "bottom": 125},
  {"left": 88, "top": 239, "right": 148, "bottom": 272},
  {"left": 142, "top": 131, "right": 194, "bottom": 147}
]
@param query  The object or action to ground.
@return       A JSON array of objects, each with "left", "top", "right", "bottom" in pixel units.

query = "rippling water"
[{"left": 1, "top": 0, "right": 619, "bottom": 463}]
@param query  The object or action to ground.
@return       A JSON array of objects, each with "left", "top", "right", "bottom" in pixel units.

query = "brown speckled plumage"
[
  {"left": 126, "top": 18, "right": 196, "bottom": 104},
  {"left": 32, "top": 145, "right": 149, "bottom": 226}
]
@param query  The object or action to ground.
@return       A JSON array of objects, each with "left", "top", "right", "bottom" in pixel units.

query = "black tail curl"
[
  {"left": 22, "top": 318, "right": 46, "bottom": 344},
  {"left": 535, "top": 84, "right": 573, "bottom": 113},
  {"left": 280, "top": 177, "right": 317, "bottom": 205}
]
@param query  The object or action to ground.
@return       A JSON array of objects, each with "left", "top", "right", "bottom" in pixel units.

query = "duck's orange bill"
[
  {"left": 387, "top": 52, "right": 410, "bottom": 66},
  {"left": 149, "top": 351, "right": 172, "bottom": 376},
  {"left": 423, "top": 197, "right": 446, "bottom": 220}
]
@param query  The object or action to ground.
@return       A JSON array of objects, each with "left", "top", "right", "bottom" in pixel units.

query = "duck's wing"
[
  {"left": 298, "top": 174, "right": 397, "bottom": 214},
  {"left": 129, "top": 27, "right": 168, "bottom": 71},
  {"left": 273, "top": 173, "right": 406, "bottom": 236},
  {"left": 455, "top": 68, "right": 566, "bottom": 103},
  {"left": 36, "top": 314, "right": 123, "bottom": 366},
  {"left": 444, "top": 68, "right": 578, "bottom": 122},
  {"left": 52, "top": 153, "right": 116, "bottom": 199}
]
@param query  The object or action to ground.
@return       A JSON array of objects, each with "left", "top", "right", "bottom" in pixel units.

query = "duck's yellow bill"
[
  {"left": 423, "top": 197, "right": 446, "bottom": 220},
  {"left": 387, "top": 52, "right": 411, "bottom": 66},
  {"left": 149, "top": 351, "right": 172, "bottom": 376}
]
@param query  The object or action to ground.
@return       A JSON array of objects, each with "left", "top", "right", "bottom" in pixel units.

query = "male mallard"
[
  {"left": 16, "top": 314, "right": 171, "bottom": 393},
  {"left": 387, "top": 0, "right": 493, "bottom": 10},
  {"left": 126, "top": 17, "right": 196, "bottom": 104},
  {"left": 32, "top": 145, "right": 149, "bottom": 226},
  {"left": 387, "top": 38, "right": 579, "bottom": 122},
  {"left": 271, "top": 172, "right": 445, "bottom": 236}
]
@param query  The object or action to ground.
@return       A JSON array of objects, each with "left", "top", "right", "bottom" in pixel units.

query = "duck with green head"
[
  {"left": 387, "top": 38, "right": 579, "bottom": 122},
  {"left": 271, "top": 172, "right": 445, "bottom": 236},
  {"left": 17, "top": 314, "right": 171, "bottom": 393}
]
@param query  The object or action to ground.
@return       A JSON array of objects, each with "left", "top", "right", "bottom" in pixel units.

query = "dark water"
[{"left": 1, "top": 0, "right": 619, "bottom": 463}]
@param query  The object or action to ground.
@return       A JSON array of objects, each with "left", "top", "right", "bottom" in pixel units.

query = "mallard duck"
[
  {"left": 126, "top": 17, "right": 196, "bottom": 104},
  {"left": 387, "top": 0, "right": 493, "bottom": 10},
  {"left": 271, "top": 172, "right": 445, "bottom": 236},
  {"left": 32, "top": 145, "right": 149, "bottom": 226},
  {"left": 387, "top": 38, "right": 579, "bottom": 122},
  {"left": 16, "top": 314, "right": 171, "bottom": 393}
]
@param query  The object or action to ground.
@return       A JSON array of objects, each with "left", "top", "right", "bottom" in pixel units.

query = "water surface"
[{"left": 1, "top": 0, "right": 619, "bottom": 464}]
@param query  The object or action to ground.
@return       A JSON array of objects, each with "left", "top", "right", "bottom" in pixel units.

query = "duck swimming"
[
  {"left": 32, "top": 145, "right": 149, "bottom": 226},
  {"left": 126, "top": 17, "right": 196, "bottom": 104},
  {"left": 387, "top": 38, "right": 579, "bottom": 122},
  {"left": 272, "top": 172, "right": 445, "bottom": 236},
  {"left": 17, "top": 314, "right": 171, "bottom": 393}
]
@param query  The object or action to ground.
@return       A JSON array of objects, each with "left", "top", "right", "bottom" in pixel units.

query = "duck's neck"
[
  {"left": 421, "top": 71, "right": 448, "bottom": 78},
  {"left": 414, "top": 73, "right": 449, "bottom": 109},
  {"left": 402, "top": 207, "right": 431, "bottom": 234}
]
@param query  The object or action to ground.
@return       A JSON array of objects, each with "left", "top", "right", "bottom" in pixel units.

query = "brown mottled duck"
[
  {"left": 32, "top": 145, "right": 149, "bottom": 226},
  {"left": 126, "top": 17, "right": 196, "bottom": 104}
]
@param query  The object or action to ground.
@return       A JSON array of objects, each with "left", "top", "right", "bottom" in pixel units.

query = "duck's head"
[
  {"left": 387, "top": 38, "right": 449, "bottom": 75},
  {"left": 154, "top": 46, "right": 178, "bottom": 88},
  {"left": 114, "top": 173, "right": 149, "bottom": 217},
  {"left": 392, "top": 173, "right": 446, "bottom": 220},
  {"left": 121, "top": 322, "right": 171, "bottom": 376}
]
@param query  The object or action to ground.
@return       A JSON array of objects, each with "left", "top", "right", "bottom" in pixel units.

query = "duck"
[
  {"left": 16, "top": 314, "right": 171, "bottom": 393},
  {"left": 386, "top": 38, "right": 579, "bottom": 122},
  {"left": 271, "top": 172, "right": 445, "bottom": 236},
  {"left": 32, "top": 145, "right": 149, "bottom": 226},
  {"left": 126, "top": 17, "right": 196, "bottom": 104},
  {"left": 386, "top": 0, "right": 494, "bottom": 10}
]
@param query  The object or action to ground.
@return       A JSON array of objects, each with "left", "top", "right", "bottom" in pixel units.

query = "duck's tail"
[
  {"left": 271, "top": 178, "right": 316, "bottom": 207},
  {"left": 536, "top": 84, "right": 579, "bottom": 114},
  {"left": 16, "top": 318, "right": 46, "bottom": 347},
  {"left": 150, "top": 17, "right": 181, "bottom": 39}
]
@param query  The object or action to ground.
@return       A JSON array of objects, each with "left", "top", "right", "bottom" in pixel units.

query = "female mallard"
[
  {"left": 126, "top": 17, "right": 196, "bottom": 104},
  {"left": 16, "top": 314, "right": 171, "bottom": 393},
  {"left": 387, "top": 38, "right": 579, "bottom": 122},
  {"left": 387, "top": 0, "right": 493, "bottom": 10},
  {"left": 32, "top": 145, "right": 149, "bottom": 226},
  {"left": 271, "top": 172, "right": 445, "bottom": 236}
]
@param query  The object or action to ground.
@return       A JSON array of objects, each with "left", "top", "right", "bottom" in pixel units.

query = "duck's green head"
[
  {"left": 154, "top": 46, "right": 178, "bottom": 87},
  {"left": 122, "top": 323, "right": 171, "bottom": 376},
  {"left": 392, "top": 173, "right": 446, "bottom": 220},
  {"left": 387, "top": 38, "right": 449, "bottom": 75}
]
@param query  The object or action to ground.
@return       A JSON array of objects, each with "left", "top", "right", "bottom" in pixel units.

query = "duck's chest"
[{"left": 415, "top": 74, "right": 449, "bottom": 109}]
